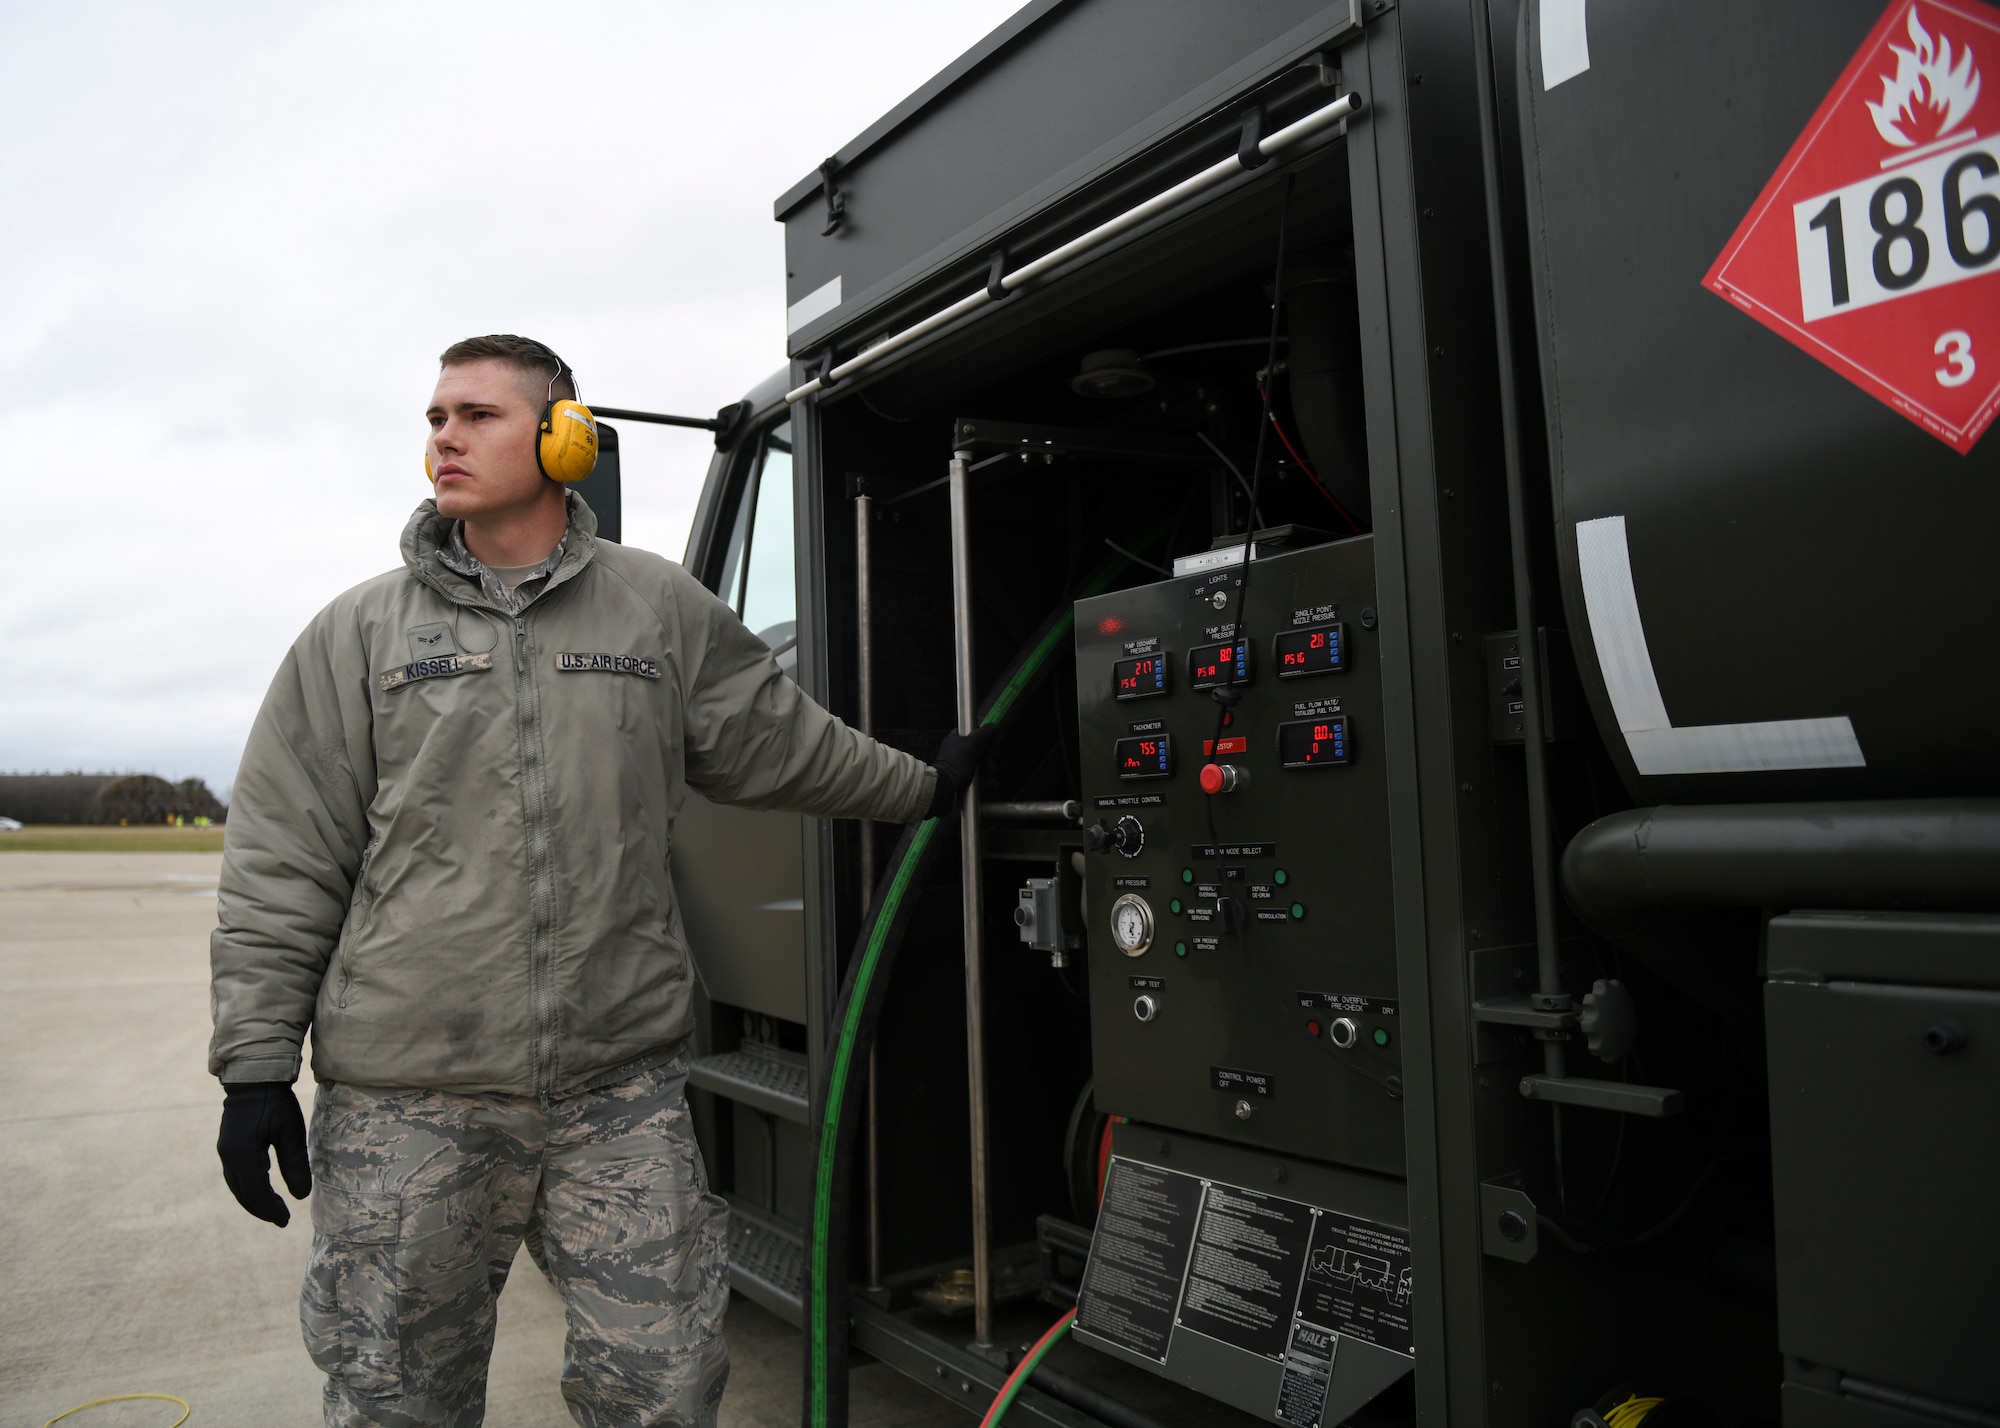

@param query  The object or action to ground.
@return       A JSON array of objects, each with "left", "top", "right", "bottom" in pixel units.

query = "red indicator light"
[
  {"left": 1097, "top": 617, "right": 1126, "bottom": 635},
  {"left": 1307, "top": 1020, "right": 1323, "bottom": 1038}
]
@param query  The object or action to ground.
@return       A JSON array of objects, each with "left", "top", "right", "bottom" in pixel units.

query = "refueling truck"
[{"left": 603, "top": 3, "right": 2000, "bottom": 1425}]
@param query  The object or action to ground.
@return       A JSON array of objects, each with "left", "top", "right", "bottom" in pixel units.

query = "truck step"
[
  {"left": 724, "top": 1196, "right": 805, "bottom": 1326},
  {"left": 688, "top": 1045, "right": 810, "bottom": 1123}
]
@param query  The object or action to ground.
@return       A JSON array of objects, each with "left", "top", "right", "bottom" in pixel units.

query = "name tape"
[
  {"left": 556, "top": 652, "right": 662, "bottom": 679},
  {"left": 379, "top": 651, "right": 494, "bottom": 693}
]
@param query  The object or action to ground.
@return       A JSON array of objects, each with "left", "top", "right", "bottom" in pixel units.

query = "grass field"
[{"left": 0, "top": 824, "right": 226, "bottom": 853}]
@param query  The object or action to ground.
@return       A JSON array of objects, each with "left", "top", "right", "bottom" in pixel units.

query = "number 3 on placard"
[{"left": 1935, "top": 331, "right": 1975, "bottom": 388}]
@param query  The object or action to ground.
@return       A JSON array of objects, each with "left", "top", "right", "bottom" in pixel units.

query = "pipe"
[
  {"left": 785, "top": 92, "right": 1363, "bottom": 405},
  {"left": 1282, "top": 257, "right": 1371, "bottom": 525},
  {"left": 589, "top": 405, "right": 724, "bottom": 431},
  {"left": 1466, "top": 0, "right": 1565, "bottom": 1081},
  {"left": 855, "top": 492, "right": 883, "bottom": 1293},
  {"left": 1561, "top": 799, "right": 2000, "bottom": 935},
  {"left": 981, "top": 800, "right": 1082, "bottom": 824},
  {"left": 948, "top": 449, "right": 996, "bottom": 1348}
]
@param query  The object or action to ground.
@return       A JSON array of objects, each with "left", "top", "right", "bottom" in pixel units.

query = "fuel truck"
[{"left": 598, "top": 3, "right": 2000, "bottom": 1425}]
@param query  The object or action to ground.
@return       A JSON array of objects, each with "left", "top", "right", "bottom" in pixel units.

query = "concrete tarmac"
[{"left": 0, "top": 853, "right": 956, "bottom": 1428}]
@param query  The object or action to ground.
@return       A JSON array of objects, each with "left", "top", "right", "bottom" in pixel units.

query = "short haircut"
[{"left": 438, "top": 334, "right": 577, "bottom": 405}]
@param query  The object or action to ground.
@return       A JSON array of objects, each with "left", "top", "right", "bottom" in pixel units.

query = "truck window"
[
  {"left": 708, "top": 421, "right": 797, "bottom": 649},
  {"left": 739, "top": 422, "right": 795, "bottom": 647}
]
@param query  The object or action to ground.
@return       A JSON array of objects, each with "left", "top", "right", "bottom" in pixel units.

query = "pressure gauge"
[{"left": 1109, "top": 893, "right": 1155, "bottom": 957}]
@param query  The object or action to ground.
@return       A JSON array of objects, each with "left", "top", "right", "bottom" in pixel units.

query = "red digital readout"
[
  {"left": 1277, "top": 715, "right": 1350, "bottom": 768},
  {"left": 1195, "top": 647, "right": 1235, "bottom": 680},
  {"left": 1280, "top": 631, "right": 1328, "bottom": 669},
  {"left": 1117, "top": 658, "right": 1157, "bottom": 694},
  {"left": 1120, "top": 738, "right": 1160, "bottom": 772}
]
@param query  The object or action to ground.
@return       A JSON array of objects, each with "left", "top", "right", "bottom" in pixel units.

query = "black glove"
[
  {"left": 217, "top": 1081, "right": 312, "bottom": 1227},
  {"left": 927, "top": 724, "right": 998, "bottom": 819}
]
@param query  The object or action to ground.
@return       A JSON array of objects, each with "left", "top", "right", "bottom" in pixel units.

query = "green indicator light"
[
  {"left": 1290, "top": 902, "right": 1306, "bottom": 920},
  {"left": 1175, "top": 941, "right": 1188, "bottom": 958},
  {"left": 1373, "top": 1028, "right": 1390, "bottom": 1047},
  {"left": 1181, "top": 867, "right": 1195, "bottom": 884},
  {"left": 1274, "top": 868, "right": 1289, "bottom": 885},
  {"left": 1169, "top": 898, "right": 1183, "bottom": 915}
]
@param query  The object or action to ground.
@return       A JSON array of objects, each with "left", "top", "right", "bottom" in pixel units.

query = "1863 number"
[{"left": 1796, "top": 142, "right": 2000, "bottom": 320}]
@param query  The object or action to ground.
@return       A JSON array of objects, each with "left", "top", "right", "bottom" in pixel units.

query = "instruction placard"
[
  {"left": 1175, "top": 1184, "right": 1314, "bottom": 1360},
  {"left": 1074, "top": 1159, "right": 1203, "bottom": 1362}
]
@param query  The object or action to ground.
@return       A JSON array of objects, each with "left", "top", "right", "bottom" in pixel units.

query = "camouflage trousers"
[{"left": 302, "top": 1050, "right": 730, "bottom": 1427}]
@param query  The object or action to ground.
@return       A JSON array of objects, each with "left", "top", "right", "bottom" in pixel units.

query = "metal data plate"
[{"left": 1073, "top": 536, "right": 1403, "bottom": 1174}]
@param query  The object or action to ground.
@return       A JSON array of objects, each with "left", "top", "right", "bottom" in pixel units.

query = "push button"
[{"left": 1199, "top": 763, "right": 1247, "bottom": 794}]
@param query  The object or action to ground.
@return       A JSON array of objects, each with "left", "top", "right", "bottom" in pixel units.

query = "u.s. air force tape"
[
  {"left": 556, "top": 652, "right": 662, "bottom": 679},
  {"left": 379, "top": 651, "right": 494, "bottom": 692}
]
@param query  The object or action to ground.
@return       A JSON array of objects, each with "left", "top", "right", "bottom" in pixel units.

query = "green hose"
[{"left": 803, "top": 547, "right": 1147, "bottom": 1428}]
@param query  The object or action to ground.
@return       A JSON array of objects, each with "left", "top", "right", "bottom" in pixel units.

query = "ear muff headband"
[{"left": 537, "top": 398, "right": 599, "bottom": 483}]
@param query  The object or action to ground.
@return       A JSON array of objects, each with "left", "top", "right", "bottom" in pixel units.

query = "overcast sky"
[{"left": 0, "top": 1, "right": 1023, "bottom": 798}]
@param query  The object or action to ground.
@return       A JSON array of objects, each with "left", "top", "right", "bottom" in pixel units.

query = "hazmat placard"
[{"left": 1704, "top": 0, "right": 2000, "bottom": 453}]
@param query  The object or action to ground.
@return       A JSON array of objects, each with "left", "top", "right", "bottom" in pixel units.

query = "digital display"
[
  {"left": 1113, "top": 652, "right": 1171, "bottom": 700},
  {"left": 1188, "top": 640, "right": 1253, "bottom": 690},
  {"left": 1114, "top": 733, "right": 1175, "bottom": 779},
  {"left": 1276, "top": 717, "right": 1351, "bottom": 768},
  {"left": 1273, "top": 624, "right": 1347, "bottom": 678}
]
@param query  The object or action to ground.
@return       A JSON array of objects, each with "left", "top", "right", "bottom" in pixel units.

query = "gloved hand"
[
  {"left": 217, "top": 1081, "right": 312, "bottom": 1227},
  {"left": 927, "top": 724, "right": 998, "bottom": 819}
]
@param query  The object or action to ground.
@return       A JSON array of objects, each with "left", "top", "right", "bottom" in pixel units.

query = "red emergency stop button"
[{"left": 1199, "top": 763, "right": 1246, "bottom": 794}]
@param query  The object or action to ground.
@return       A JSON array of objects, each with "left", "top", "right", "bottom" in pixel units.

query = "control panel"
[{"left": 1074, "top": 536, "right": 1402, "bottom": 1175}]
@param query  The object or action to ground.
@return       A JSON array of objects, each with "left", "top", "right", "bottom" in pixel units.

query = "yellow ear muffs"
[
  {"left": 423, "top": 450, "right": 435, "bottom": 483},
  {"left": 537, "top": 399, "right": 599, "bottom": 483}
]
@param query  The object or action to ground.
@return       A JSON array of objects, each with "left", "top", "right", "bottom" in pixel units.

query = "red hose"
[
  {"left": 977, "top": 1308, "right": 1078, "bottom": 1428},
  {"left": 1094, "top": 1114, "right": 1119, "bottom": 1204}
]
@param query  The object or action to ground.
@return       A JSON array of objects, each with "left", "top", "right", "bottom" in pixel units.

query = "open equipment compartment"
[{"left": 670, "top": 3, "right": 2000, "bottom": 1427}]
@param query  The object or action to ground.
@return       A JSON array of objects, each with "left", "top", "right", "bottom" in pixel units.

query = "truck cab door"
[{"left": 674, "top": 407, "right": 807, "bottom": 1027}]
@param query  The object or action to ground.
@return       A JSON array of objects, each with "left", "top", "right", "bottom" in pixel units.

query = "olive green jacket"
[{"left": 209, "top": 494, "right": 933, "bottom": 1096}]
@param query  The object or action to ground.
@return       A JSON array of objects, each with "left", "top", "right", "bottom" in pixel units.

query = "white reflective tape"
[
  {"left": 562, "top": 408, "right": 595, "bottom": 431},
  {"left": 786, "top": 275, "right": 843, "bottom": 334},
  {"left": 1575, "top": 516, "right": 1670, "bottom": 732},
  {"left": 1541, "top": 0, "right": 1591, "bottom": 90},
  {"left": 1625, "top": 720, "right": 1866, "bottom": 777},
  {"left": 1575, "top": 515, "right": 1866, "bottom": 775}
]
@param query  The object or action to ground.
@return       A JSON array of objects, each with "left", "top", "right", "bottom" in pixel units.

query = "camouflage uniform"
[
  {"left": 303, "top": 1050, "right": 729, "bottom": 1427},
  {"left": 437, "top": 519, "right": 567, "bottom": 615}
]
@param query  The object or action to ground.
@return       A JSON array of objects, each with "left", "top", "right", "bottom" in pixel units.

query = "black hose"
[{"left": 1030, "top": 1363, "right": 1176, "bottom": 1428}]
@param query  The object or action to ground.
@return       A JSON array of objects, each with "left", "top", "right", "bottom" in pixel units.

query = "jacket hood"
[{"left": 401, "top": 491, "right": 600, "bottom": 607}]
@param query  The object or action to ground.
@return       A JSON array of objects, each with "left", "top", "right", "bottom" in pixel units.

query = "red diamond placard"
[{"left": 1704, "top": 0, "right": 2000, "bottom": 453}]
